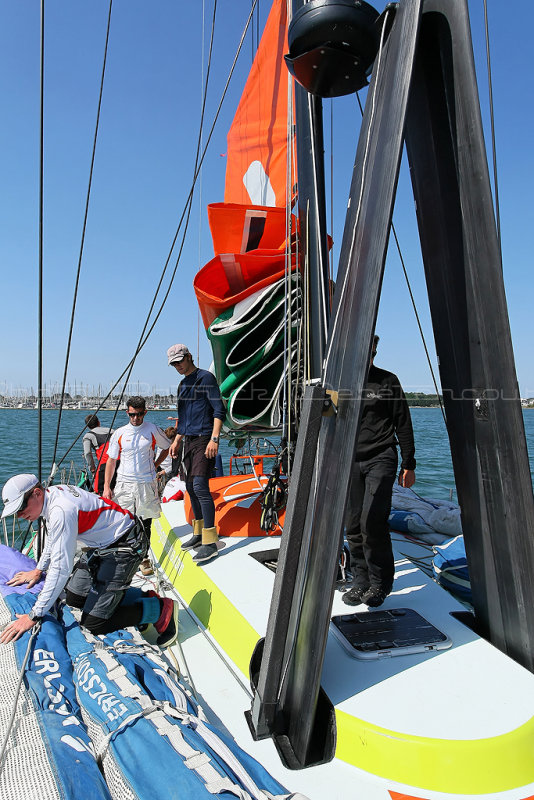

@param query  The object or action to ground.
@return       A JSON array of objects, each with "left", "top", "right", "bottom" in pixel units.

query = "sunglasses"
[
  {"left": 18, "top": 488, "right": 35, "bottom": 514},
  {"left": 128, "top": 411, "right": 146, "bottom": 418}
]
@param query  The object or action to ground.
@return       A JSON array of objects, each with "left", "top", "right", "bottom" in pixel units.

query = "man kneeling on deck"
[{"left": 0, "top": 474, "right": 178, "bottom": 647}]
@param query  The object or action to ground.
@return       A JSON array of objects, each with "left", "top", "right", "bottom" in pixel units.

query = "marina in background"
[{"left": 0, "top": 407, "right": 532, "bottom": 504}]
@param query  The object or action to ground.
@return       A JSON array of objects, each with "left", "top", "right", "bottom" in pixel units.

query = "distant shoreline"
[
  {"left": 1, "top": 404, "right": 533, "bottom": 411},
  {"left": 0, "top": 406, "right": 176, "bottom": 411}
]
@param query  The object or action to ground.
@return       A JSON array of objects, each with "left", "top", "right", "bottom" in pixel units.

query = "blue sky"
[{"left": 0, "top": 0, "right": 532, "bottom": 400}]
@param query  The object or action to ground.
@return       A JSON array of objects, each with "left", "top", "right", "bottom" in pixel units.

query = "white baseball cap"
[{"left": 1, "top": 474, "right": 39, "bottom": 518}]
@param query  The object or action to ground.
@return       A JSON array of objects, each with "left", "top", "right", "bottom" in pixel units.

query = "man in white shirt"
[
  {"left": 103, "top": 396, "right": 171, "bottom": 574},
  {"left": 0, "top": 474, "right": 178, "bottom": 646}
]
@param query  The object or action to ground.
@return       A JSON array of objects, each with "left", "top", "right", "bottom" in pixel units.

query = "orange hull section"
[{"left": 184, "top": 474, "right": 284, "bottom": 537}]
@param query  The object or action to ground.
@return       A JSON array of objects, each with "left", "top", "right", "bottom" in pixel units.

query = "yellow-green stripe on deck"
[
  {"left": 151, "top": 516, "right": 259, "bottom": 676},
  {"left": 336, "top": 708, "right": 534, "bottom": 794},
  {"left": 151, "top": 517, "right": 534, "bottom": 795}
]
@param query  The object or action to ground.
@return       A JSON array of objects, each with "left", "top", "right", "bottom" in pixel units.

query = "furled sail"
[{"left": 194, "top": 0, "right": 299, "bottom": 434}]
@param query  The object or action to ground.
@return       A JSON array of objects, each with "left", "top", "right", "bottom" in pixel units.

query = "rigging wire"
[
  {"left": 77, "top": 0, "right": 220, "bottom": 454},
  {"left": 351, "top": 90, "right": 446, "bottom": 424},
  {"left": 323, "top": 9, "right": 390, "bottom": 373},
  {"left": 482, "top": 0, "right": 502, "bottom": 251},
  {"left": 389, "top": 223, "right": 447, "bottom": 424},
  {"left": 50, "top": 0, "right": 113, "bottom": 472},
  {"left": 251, "top": 0, "right": 254, "bottom": 61},
  {"left": 307, "top": 96, "right": 330, "bottom": 349},
  {"left": 55, "top": 0, "right": 259, "bottom": 472},
  {"left": 37, "top": 0, "right": 45, "bottom": 556},
  {"left": 197, "top": 0, "right": 207, "bottom": 367}
]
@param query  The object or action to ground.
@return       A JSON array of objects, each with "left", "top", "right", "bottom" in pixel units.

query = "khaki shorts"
[{"left": 113, "top": 478, "right": 160, "bottom": 519}]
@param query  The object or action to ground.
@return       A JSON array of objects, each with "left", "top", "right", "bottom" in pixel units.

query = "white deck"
[{"left": 150, "top": 501, "right": 534, "bottom": 800}]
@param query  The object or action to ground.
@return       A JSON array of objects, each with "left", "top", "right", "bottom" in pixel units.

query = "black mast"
[
  {"left": 403, "top": 0, "right": 534, "bottom": 667},
  {"left": 248, "top": 0, "right": 534, "bottom": 769}
]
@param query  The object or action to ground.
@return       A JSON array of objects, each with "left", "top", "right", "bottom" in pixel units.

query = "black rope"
[
  {"left": 389, "top": 223, "right": 447, "bottom": 425},
  {"left": 51, "top": 0, "right": 113, "bottom": 473},
  {"left": 355, "top": 92, "right": 447, "bottom": 425},
  {"left": 88, "top": 0, "right": 220, "bottom": 482},
  {"left": 93, "top": 0, "right": 220, "bottom": 436},
  {"left": 55, "top": 0, "right": 258, "bottom": 472}
]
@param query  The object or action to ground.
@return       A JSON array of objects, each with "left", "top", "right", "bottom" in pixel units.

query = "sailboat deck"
[{"left": 153, "top": 501, "right": 534, "bottom": 800}]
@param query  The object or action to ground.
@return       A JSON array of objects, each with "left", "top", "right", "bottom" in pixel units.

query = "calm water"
[{"left": 0, "top": 408, "right": 533, "bottom": 503}]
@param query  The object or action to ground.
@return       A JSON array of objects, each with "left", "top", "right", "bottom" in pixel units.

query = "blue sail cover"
[
  {"left": 5, "top": 592, "right": 111, "bottom": 800},
  {"left": 63, "top": 606, "right": 290, "bottom": 800},
  {"left": 432, "top": 535, "right": 471, "bottom": 603},
  {"left": 3, "top": 592, "right": 295, "bottom": 799}
]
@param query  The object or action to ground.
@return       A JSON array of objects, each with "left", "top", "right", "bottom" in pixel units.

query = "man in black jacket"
[{"left": 343, "top": 336, "right": 416, "bottom": 608}]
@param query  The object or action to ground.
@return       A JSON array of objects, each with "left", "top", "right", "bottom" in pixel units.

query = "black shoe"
[
  {"left": 181, "top": 533, "right": 202, "bottom": 551},
  {"left": 342, "top": 586, "right": 369, "bottom": 606},
  {"left": 192, "top": 543, "right": 218, "bottom": 563},
  {"left": 155, "top": 599, "right": 179, "bottom": 649},
  {"left": 361, "top": 587, "right": 390, "bottom": 608}
]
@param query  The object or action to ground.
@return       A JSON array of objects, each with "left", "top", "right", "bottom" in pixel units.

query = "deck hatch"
[{"left": 331, "top": 608, "right": 451, "bottom": 659}]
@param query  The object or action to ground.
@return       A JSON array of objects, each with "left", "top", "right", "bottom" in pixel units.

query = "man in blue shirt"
[{"left": 167, "top": 344, "right": 225, "bottom": 563}]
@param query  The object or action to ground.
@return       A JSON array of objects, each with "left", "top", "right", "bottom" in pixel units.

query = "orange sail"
[
  {"left": 193, "top": 0, "right": 299, "bottom": 439},
  {"left": 224, "top": 0, "right": 294, "bottom": 208}
]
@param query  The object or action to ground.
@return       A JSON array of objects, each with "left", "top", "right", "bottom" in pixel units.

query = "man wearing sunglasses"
[
  {"left": 0, "top": 474, "right": 178, "bottom": 647},
  {"left": 103, "top": 396, "right": 172, "bottom": 574}
]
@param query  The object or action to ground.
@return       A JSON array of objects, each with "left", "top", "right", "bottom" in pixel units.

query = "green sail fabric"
[
  {"left": 208, "top": 280, "right": 284, "bottom": 385},
  {"left": 208, "top": 275, "right": 301, "bottom": 432},
  {"left": 226, "top": 344, "right": 299, "bottom": 430}
]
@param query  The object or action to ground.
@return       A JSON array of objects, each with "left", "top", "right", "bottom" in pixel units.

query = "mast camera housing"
[{"left": 285, "top": 0, "right": 381, "bottom": 97}]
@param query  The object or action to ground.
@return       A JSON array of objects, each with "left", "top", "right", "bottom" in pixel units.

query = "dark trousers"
[
  {"left": 186, "top": 475, "right": 215, "bottom": 528},
  {"left": 183, "top": 435, "right": 216, "bottom": 528},
  {"left": 65, "top": 520, "right": 147, "bottom": 635},
  {"left": 345, "top": 446, "right": 398, "bottom": 592}
]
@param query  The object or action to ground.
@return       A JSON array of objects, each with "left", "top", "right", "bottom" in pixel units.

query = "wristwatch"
[
  {"left": 28, "top": 607, "right": 43, "bottom": 622},
  {"left": 211, "top": 436, "right": 219, "bottom": 443}
]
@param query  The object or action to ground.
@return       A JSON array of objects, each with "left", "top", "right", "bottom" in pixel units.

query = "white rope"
[
  {"left": 155, "top": 568, "right": 254, "bottom": 700},
  {"left": 283, "top": 27, "right": 296, "bottom": 446}
]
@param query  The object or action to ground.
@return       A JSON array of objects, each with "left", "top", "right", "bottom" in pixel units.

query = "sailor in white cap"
[{"left": 0, "top": 474, "right": 178, "bottom": 646}]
